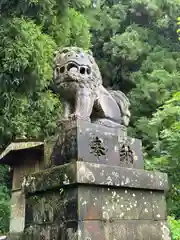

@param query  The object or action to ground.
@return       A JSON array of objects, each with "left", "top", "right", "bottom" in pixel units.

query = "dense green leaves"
[
  {"left": 0, "top": 1, "right": 91, "bottom": 147},
  {"left": 50, "top": 8, "right": 91, "bottom": 48},
  {"left": 0, "top": 17, "right": 59, "bottom": 145},
  {"left": 168, "top": 216, "right": 180, "bottom": 240},
  {"left": 147, "top": 93, "right": 180, "bottom": 218},
  {"left": 0, "top": 166, "right": 10, "bottom": 234},
  {"left": 0, "top": 91, "right": 61, "bottom": 144},
  {"left": 0, "top": 186, "right": 10, "bottom": 234},
  {"left": 0, "top": 17, "right": 56, "bottom": 92}
]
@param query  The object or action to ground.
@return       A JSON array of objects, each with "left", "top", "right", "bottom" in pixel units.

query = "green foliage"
[
  {"left": 0, "top": 1, "right": 91, "bottom": 146},
  {"left": 0, "top": 0, "right": 91, "bottom": 49},
  {"left": 0, "top": 166, "right": 11, "bottom": 234},
  {"left": 0, "top": 186, "right": 10, "bottom": 234},
  {"left": 168, "top": 216, "right": 180, "bottom": 240},
  {"left": 0, "top": 0, "right": 68, "bottom": 21},
  {"left": 177, "top": 17, "right": 180, "bottom": 40},
  {"left": 0, "top": 17, "right": 56, "bottom": 91},
  {"left": 49, "top": 8, "right": 91, "bottom": 48},
  {"left": 0, "top": 91, "right": 62, "bottom": 143},
  {"left": 147, "top": 92, "right": 180, "bottom": 218},
  {"left": 70, "top": 0, "right": 92, "bottom": 10},
  {"left": 0, "top": 17, "right": 60, "bottom": 145}
]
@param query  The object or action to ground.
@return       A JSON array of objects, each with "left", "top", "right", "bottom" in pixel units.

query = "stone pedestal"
[
  {"left": 48, "top": 119, "right": 143, "bottom": 169},
  {"left": 8, "top": 120, "right": 171, "bottom": 239},
  {"left": 21, "top": 161, "right": 170, "bottom": 239}
]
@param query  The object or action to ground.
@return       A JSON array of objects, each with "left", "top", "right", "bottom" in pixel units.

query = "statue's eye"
[{"left": 62, "top": 49, "right": 69, "bottom": 54}]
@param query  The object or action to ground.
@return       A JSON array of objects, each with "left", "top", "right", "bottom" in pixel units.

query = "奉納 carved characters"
[{"left": 53, "top": 47, "right": 131, "bottom": 127}]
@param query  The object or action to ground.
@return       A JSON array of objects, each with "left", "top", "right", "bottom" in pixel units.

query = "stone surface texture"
[
  {"left": 53, "top": 47, "right": 130, "bottom": 127},
  {"left": 48, "top": 119, "right": 144, "bottom": 169},
  {"left": 8, "top": 119, "right": 171, "bottom": 240},
  {"left": 9, "top": 191, "right": 25, "bottom": 233}
]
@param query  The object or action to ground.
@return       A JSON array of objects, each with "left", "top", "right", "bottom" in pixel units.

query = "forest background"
[{"left": 0, "top": 0, "right": 180, "bottom": 239}]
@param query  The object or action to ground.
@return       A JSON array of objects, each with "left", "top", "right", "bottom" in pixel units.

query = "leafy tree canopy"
[
  {"left": 0, "top": 0, "right": 91, "bottom": 147},
  {"left": 147, "top": 92, "right": 180, "bottom": 218}
]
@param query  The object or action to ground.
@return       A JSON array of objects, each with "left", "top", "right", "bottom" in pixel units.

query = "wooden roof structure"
[{"left": 0, "top": 139, "right": 44, "bottom": 166}]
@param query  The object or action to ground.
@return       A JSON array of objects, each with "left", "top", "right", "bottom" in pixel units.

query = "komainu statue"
[{"left": 53, "top": 47, "right": 130, "bottom": 127}]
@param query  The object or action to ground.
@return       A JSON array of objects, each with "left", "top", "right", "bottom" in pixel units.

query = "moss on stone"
[
  {"left": 7, "top": 232, "right": 24, "bottom": 240},
  {"left": 24, "top": 162, "right": 76, "bottom": 194},
  {"left": 26, "top": 191, "right": 65, "bottom": 225},
  {"left": 43, "top": 135, "right": 58, "bottom": 168}
]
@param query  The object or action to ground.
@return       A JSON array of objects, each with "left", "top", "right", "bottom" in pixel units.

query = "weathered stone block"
[
  {"left": 26, "top": 188, "right": 78, "bottom": 225},
  {"left": 22, "top": 161, "right": 170, "bottom": 239},
  {"left": 21, "top": 220, "right": 171, "bottom": 240},
  {"left": 77, "top": 220, "right": 171, "bottom": 240},
  {"left": 110, "top": 220, "right": 171, "bottom": 240},
  {"left": 23, "top": 222, "right": 79, "bottom": 240},
  {"left": 76, "top": 162, "right": 168, "bottom": 191},
  {"left": 23, "top": 163, "right": 76, "bottom": 193},
  {"left": 8, "top": 158, "right": 171, "bottom": 240},
  {"left": 23, "top": 162, "right": 168, "bottom": 194},
  {"left": 48, "top": 119, "right": 144, "bottom": 169},
  {"left": 9, "top": 191, "right": 25, "bottom": 234},
  {"left": 7, "top": 233, "right": 24, "bottom": 240},
  {"left": 78, "top": 186, "right": 167, "bottom": 221}
]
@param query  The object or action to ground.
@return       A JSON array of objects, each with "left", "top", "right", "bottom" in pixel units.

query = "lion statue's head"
[{"left": 53, "top": 47, "right": 102, "bottom": 94}]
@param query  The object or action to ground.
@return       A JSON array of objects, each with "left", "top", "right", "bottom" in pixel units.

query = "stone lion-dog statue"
[{"left": 53, "top": 47, "right": 130, "bottom": 128}]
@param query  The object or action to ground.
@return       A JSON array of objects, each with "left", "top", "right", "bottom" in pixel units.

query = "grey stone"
[
  {"left": 9, "top": 190, "right": 25, "bottom": 233},
  {"left": 76, "top": 162, "right": 169, "bottom": 191},
  {"left": 78, "top": 186, "right": 167, "bottom": 221},
  {"left": 23, "top": 161, "right": 168, "bottom": 194},
  {"left": 49, "top": 119, "right": 144, "bottom": 169},
  {"left": 13, "top": 160, "right": 171, "bottom": 240},
  {"left": 20, "top": 220, "right": 171, "bottom": 240},
  {"left": 52, "top": 47, "right": 130, "bottom": 127},
  {"left": 23, "top": 162, "right": 76, "bottom": 193},
  {"left": 23, "top": 176, "right": 169, "bottom": 238},
  {"left": 111, "top": 220, "right": 171, "bottom": 240}
]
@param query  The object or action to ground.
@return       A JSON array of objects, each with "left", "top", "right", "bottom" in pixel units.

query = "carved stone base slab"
[{"left": 48, "top": 119, "right": 143, "bottom": 169}]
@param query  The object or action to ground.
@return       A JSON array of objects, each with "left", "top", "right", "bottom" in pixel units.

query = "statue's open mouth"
[{"left": 58, "top": 61, "right": 91, "bottom": 76}]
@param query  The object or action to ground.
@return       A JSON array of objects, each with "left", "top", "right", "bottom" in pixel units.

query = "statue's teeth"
[{"left": 69, "top": 67, "right": 78, "bottom": 72}]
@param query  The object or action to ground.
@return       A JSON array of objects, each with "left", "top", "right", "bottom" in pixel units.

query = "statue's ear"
[
  {"left": 87, "top": 50, "right": 93, "bottom": 56},
  {"left": 53, "top": 51, "right": 58, "bottom": 56}
]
